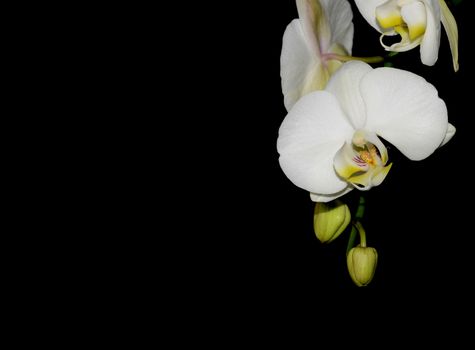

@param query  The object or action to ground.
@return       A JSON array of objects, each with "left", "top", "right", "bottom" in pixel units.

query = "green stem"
[
  {"left": 386, "top": 51, "right": 399, "bottom": 58},
  {"left": 327, "top": 54, "right": 384, "bottom": 64},
  {"left": 355, "top": 221, "right": 367, "bottom": 248},
  {"left": 346, "top": 225, "right": 358, "bottom": 256},
  {"left": 346, "top": 196, "right": 366, "bottom": 256},
  {"left": 355, "top": 196, "right": 365, "bottom": 220}
]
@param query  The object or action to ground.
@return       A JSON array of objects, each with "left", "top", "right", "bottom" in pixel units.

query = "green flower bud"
[
  {"left": 347, "top": 246, "right": 378, "bottom": 287},
  {"left": 313, "top": 200, "right": 351, "bottom": 243}
]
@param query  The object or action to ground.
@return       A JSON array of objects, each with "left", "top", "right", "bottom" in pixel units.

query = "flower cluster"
[{"left": 277, "top": 0, "right": 459, "bottom": 286}]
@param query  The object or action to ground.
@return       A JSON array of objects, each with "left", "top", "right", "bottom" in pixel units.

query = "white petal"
[
  {"left": 379, "top": 26, "right": 423, "bottom": 52},
  {"left": 397, "top": 0, "right": 419, "bottom": 5},
  {"left": 370, "top": 163, "right": 393, "bottom": 186},
  {"left": 400, "top": 1, "right": 427, "bottom": 40},
  {"left": 296, "top": 0, "right": 324, "bottom": 58},
  {"left": 278, "top": 91, "right": 354, "bottom": 194},
  {"left": 310, "top": 187, "right": 353, "bottom": 203},
  {"left": 345, "top": 163, "right": 392, "bottom": 190},
  {"left": 439, "top": 0, "right": 459, "bottom": 71},
  {"left": 320, "top": 0, "right": 354, "bottom": 54},
  {"left": 360, "top": 67, "right": 447, "bottom": 160},
  {"left": 281, "top": 19, "right": 326, "bottom": 111},
  {"left": 376, "top": 0, "right": 404, "bottom": 29},
  {"left": 419, "top": 0, "right": 441, "bottom": 66},
  {"left": 440, "top": 123, "right": 456, "bottom": 147},
  {"left": 354, "top": 0, "right": 388, "bottom": 33},
  {"left": 325, "top": 61, "right": 372, "bottom": 129}
]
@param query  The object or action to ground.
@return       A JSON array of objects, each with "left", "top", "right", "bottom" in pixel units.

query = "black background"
[{"left": 16, "top": 1, "right": 475, "bottom": 343}]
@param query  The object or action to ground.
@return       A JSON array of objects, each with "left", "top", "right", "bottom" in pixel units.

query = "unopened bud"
[
  {"left": 347, "top": 246, "right": 378, "bottom": 287},
  {"left": 314, "top": 200, "right": 351, "bottom": 243}
]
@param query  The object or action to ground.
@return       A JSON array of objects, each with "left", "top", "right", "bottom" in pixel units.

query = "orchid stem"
[
  {"left": 346, "top": 196, "right": 366, "bottom": 256},
  {"left": 355, "top": 196, "right": 365, "bottom": 220},
  {"left": 346, "top": 225, "right": 358, "bottom": 256},
  {"left": 328, "top": 54, "right": 384, "bottom": 64},
  {"left": 355, "top": 221, "right": 367, "bottom": 248}
]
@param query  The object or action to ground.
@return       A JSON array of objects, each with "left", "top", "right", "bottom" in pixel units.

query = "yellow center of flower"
[
  {"left": 376, "top": 0, "right": 427, "bottom": 47},
  {"left": 333, "top": 130, "right": 393, "bottom": 191},
  {"left": 359, "top": 147, "right": 378, "bottom": 166}
]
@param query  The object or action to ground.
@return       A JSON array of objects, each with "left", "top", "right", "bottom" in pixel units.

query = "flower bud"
[
  {"left": 314, "top": 200, "right": 351, "bottom": 243},
  {"left": 347, "top": 246, "right": 378, "bottom": 287}
]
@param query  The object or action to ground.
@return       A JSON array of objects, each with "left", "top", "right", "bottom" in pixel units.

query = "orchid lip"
[
  {"left": 334, "top": 130, "right": 392, "bottom": 190},
  {"left": 375, "top": 0, "right": 428, "bottom": 51}
]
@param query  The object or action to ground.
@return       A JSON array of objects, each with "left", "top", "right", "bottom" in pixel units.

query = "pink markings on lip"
[{"left": 353, "top": 156, "right": 367, "bottom": 167}]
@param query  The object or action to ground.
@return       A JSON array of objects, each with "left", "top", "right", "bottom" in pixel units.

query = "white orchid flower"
[
  {"left": 281, "top": 0, "right": 355, "bottom": 111},
  {"left": 354, "top": 0, "right": 459, "bottom": 71},
  {"left": 277, "top": 61, "right": 455, "bottom": 202}
]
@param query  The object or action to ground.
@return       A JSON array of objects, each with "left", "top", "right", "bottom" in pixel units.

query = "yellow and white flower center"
[
  {"left": 334, "top": 130, "right": 393, "bottom": 190},
  {"left": 376, "top": 0, "right": 427, "bottom": 50},
  {"left": 359, "top": 146, "right": 379, "bottom": 166}
]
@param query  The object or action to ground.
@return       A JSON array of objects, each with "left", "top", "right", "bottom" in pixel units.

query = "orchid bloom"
[
  {"left": 281, "top": 0, "right": 354, "bottom": 111},
  {"left": 354, "top": 0, "right": 459, "bottom": 71},
  {"left": 277, "top": 61, "right": 455, "bottom": 202}
]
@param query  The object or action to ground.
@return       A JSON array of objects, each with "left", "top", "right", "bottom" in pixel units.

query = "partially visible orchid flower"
[
  {"left": 277, "top": 61, "right": 455, "bottom": 202},
  {"left": 354, "top": 0, "right": 459, "bottom": 71},
  {"left": 281, "top": 0, "right": 355, "bottom": 111}
]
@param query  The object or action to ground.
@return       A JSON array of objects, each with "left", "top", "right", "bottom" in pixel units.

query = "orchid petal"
[
  {"left": 278, "top": 91, "right": 354, "bottom": 195},
  {"left": 439, "top": 0, "right": 459, "bottom": 71},
  {"left": 325, "top": 55, "right": 345, "bottom": 76},
  {"left": 333, "top": 143, "right": 369, "bottom": 180},
  {"left": 325, "top": 61, "right": 372, "bottom": 129},
  {"left": 281, "top": 19, "right": 327, "bottom": 111},
  {"left": 347, "top": 171, "right": 373, "bottom": 190},
  {"left": 380, "top": 25, "right": 423, "bottom": 52},
  {"left": 361, "top": 67, "right": 447, "bottom": 160},
  {"left": 397, "top": 0, "right": 418, "bottom": 6},
  {"left": 376, "top": 0, "right": 404, "bottom": 28},
  {"left": 419, "top": 0, "right": 441, "bottom": 66},
  {"left": 346, "top": 163, "right": 392, "bottom": 190},
  {"left": 440, "top": 123, "right": 456, "bottom": 147},
  {"left": 320, "top": 0, "right": 354, "bottom": 54},
  {"left": 334, "top": 130, "right": 391, "bottom": 190},
  {"left": 354, "top": 0, "right": 388, "bottom": 32},
  {"left": 310, "top": 186, "right": 353, "bottom": 203},
  {"left": 371, "top": 163, "right": 393, "bottom": 186},
  {"left": 296, "top": 0, "right": 325, "bottom": 58},
  {"left": 401, "top": 1, "right": 427, "bottom": 40}
]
